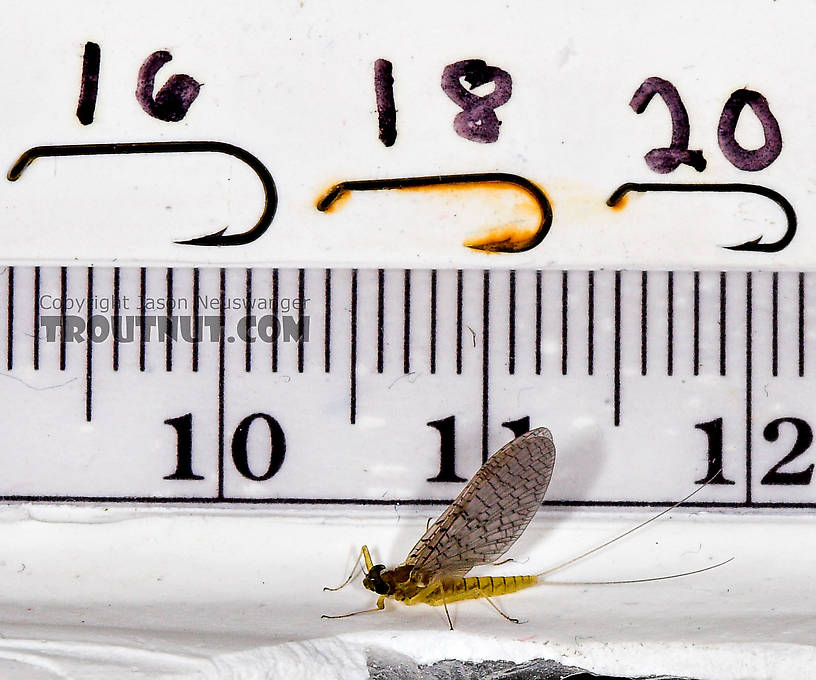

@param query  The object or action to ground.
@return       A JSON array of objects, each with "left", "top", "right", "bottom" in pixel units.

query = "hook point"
[
  {"left": 724, "top": 237, "right": 763, "bottom": 252},
  {"left": 175, "top": 226, "right": 229, "bottom": 246}
]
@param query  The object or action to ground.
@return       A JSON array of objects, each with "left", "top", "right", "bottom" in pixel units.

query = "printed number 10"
[{"left": 164, "top": 412, "right": 286, "bottom": 482}]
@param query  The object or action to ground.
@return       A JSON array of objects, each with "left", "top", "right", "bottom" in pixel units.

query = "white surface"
[
  {"left": 0, "top": 0, "right": 812, "bottom": 268},
  {"left": 0, "top": 505, "right": 811, "bottom": 679}
]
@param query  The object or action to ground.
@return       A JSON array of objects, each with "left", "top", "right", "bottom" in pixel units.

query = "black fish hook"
[
  {"left": 606, "top": 182, "right": 796, "bottom": 253},
  {"left": 8, "top": 141, "right": 277, "bottom": 246},
  {"left": 317, "top": 172, "right": 553, "bottom": 253}
]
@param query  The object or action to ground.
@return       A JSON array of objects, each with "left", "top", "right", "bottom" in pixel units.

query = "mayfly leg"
[
  {"left": 324, "top": 545, "right": 374, "bottom": 592},
  {"left": 322, "top": 595, "right": 386, "bottom": 620},
  {"left": 440, "top": 587, "right": 453, "bottom": 631},
  {"left": 475, "top": 589, "right": 523, "bottom": 625}
]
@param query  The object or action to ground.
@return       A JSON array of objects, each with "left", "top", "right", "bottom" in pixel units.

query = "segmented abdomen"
[{"left": 419, "top": 575, "right": 538, "bottom": 606}]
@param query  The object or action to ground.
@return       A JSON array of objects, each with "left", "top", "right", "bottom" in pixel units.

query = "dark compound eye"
[{"left": 364, "top": 564, "right": 391, "bottom": 594}]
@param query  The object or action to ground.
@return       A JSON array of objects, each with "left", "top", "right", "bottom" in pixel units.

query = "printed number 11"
[{"left": 427, "top": 415, "right": 530, "bottom": 483}]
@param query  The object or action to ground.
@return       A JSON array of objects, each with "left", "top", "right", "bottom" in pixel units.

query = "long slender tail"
[
  {"left": 540, "top": 557, "right": 733, "bottom": 586},
  {"left": 536, "top": 477, "right": 720, "bottom": 580}
]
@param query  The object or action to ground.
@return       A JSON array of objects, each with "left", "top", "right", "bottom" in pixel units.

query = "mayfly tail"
[
  {"left": 541, "top": 557, "right": 733, "bottom": 586},
  {"left": 536, "top": 474, "right": 720, "bottom": 579}
]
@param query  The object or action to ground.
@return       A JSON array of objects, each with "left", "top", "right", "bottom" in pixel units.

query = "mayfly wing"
[{"left": 405, "top": 427, "right": 555, "bottom": 579}]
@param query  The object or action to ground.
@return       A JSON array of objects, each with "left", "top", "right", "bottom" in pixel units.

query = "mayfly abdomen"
[{"left": 418, "top": 575, "right": 539, "bottom": 606}]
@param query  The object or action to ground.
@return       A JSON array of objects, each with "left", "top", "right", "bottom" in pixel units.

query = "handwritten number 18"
[{"left": 375, "top": 58, "right": 513, "bottom": 146}]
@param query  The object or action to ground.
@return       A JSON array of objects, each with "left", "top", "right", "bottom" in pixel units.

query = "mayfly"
[{"left": 324, "top": 427, "right": 729, "bottom": 628}]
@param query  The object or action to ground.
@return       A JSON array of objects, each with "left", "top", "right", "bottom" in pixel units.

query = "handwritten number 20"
[{"left": 633, "top": 77, "right": 782, "bottom": 172}]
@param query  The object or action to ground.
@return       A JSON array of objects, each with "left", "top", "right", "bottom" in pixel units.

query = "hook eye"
[
  {"left": 317, "top": 172, "right": 553, "bottom": 253},
  {"left": 8, "top": 141, "right": 277, "bottom": 246}
]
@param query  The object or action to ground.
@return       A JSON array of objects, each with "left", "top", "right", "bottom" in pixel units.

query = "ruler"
[{"left": 2, "top": 264, "right": 813, "bottom": 508}]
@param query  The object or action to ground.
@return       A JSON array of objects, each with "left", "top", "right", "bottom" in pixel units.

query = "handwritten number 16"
[{"left": 77, "top": 42, "right": 201, "bottom": 125}]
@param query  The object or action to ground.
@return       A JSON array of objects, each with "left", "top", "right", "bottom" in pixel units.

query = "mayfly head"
[
  {"left": 362, "top": 564, "right": 391, "bottom": 595},
  {"left": 363, "top": 563, "right": 414, "bottom": 595}
]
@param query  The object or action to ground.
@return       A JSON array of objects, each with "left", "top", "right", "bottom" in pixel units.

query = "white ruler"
[{"left": 2, "top": 265, "right": 813, "bottom": 508}]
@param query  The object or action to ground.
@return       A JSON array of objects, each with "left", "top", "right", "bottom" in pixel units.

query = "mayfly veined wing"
[
  {"left": 323, "top": 427, "right": 729, "bottom": 628},
  {"left": 405, "top": 427, "right": 556, "bottom": 578}
]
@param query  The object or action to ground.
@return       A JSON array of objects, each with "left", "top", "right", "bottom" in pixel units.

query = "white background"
[{"left": 0, "top": 0, "right": 812, "bottom": 268}]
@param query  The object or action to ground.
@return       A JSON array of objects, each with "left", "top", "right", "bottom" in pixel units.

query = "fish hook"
[
  {"left": 317, "top": 172, "right": 553, "bottom": 253},
  {"left": 8, "top": 140, "right": 277, "bottom": 246},
  {"left": 606, "top": 182, "right": 796, "bottom": 253}
]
